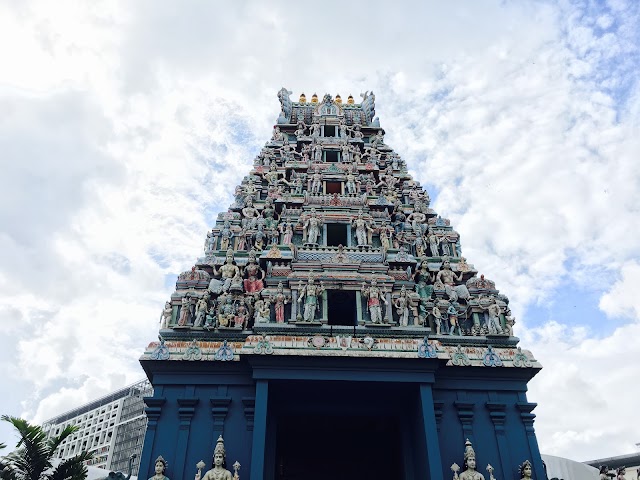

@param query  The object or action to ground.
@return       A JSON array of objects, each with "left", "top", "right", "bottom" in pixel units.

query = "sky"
[{"left": 0, "top": 0, "right": 639, "bottom": 462}]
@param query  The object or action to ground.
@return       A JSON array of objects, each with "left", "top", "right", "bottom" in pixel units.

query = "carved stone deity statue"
[
  {"left": 297, "top": 274, "right": 325, "bottom": 322},
  {"left": 370, "top": 129, "right": 385, "bottom": 148},
  {"left": 241, "top": 196, "right": 259, "bottom": 229},
  {"left": 447, "top": 302, "right": 461, "bottom": 335},
  {"left": 351, "top": 210, "right": 373, "bottom": 246},
  {"left": 149, "top": 456, "right": 170, "bottom": 480},
  {"left": 294, "top": 118, "right": 307, "bottom": 138},
  {"left": 160, "top": 301, "right": 172, "bottom": 329},
  {"left": 219, "top": 221, "right": 234, "bottom": 251},
  {"left": 394, "top": 286, "right": 410, "bottom": 326},
  {"left": 454, "top": 440, "right": 485, "bottom": 480},
  {"left": 519, "top": 460, "right": 533, "bottom": 480},
  {"left": 193, "top": 292, "right": 210, "bottom": 328},
  {"left": 310, "top": 166, "right": 322, "bottom": 194},
  {"left": 271, "top": 126, "right": 286, "bottom": 143},
  {"left": 345, "top": 170, "right": 358, "bottom": 195},
  {"left": 485, "top": 297, "right": 504, "bottom": 335},
  {"left": 205, "top": 229, "right": 216, "bottom": 254},
  {"left": 436, "top": 257, "right": 470, "bottom": 302},
  {"left": 427, "top": 228, "right": 440, "bottom": 257},
  {"left": 431, "top": 305, "right": 442, "bottom": 335},
  {"left": 309, "top": 121, "right": 321, "bottom": 139},
  {"left": 253, "top": 296, "right": 271, "bottom": 324},
  {"left": 177, "top": 294, "right": 192, "bottom": 326},
  {"left": 279, "top": 222, "right": 294, "bottom": 245},
  {"left": 361, "top": 279, "right": 388, "bottom": 324},
  {"left": 270, "top": 282, "right": 289, "bottom": 323},
  {"left": 211, "top": 249, "right": 240, "bottom": 293},
  {"left": 302, "top": 208, "right": 323, "bottom": 245},
  {"left": 216, "top": 294, "right": 235, "bottom": 328},
  {"left": 196, "top": 436, "right": 232, "bottom": 480},
  {"left": 243, "top": 250, "right": 265, "bottom": 294}
]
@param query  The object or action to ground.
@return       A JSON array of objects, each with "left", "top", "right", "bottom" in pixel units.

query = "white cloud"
[{"left": 0, "top": 0, "right": 639, "bottom": 462}]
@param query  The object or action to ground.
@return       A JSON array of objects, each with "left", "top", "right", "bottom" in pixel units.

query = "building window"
[
  {"left": 325, "top": 150, "right": 339, "bottom": 163},
  {"left": 324, "top": 125, "right": 336, "bottom": 137},
  {"left": 326, "top": 224, "right": 347, "bottom": 247}
]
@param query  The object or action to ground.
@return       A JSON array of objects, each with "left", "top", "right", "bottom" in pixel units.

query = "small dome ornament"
[
  {"left": 335, "top": 94, "right": 342, "bottom": 104},
  {"left": 311, "top": 93, "right": 318, "bottom": 103},
  {"left": 299, "top": 93, "right": 306, "bottom": 103},
  {"left": 347, "top": 94, "right": 355, "bottom": 104}
]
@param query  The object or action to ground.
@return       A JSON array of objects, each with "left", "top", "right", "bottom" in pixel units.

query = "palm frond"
[{"left": 45, "top": 451, "right": 92, "bottom": 480}]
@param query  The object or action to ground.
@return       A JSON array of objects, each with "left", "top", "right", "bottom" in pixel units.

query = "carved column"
[
  {"left": 139, "top": 397, "right": 165, "bottom": 480},
  {"left": 175, "top": 398, "right": 199, "bottom": 476},
  {"left": 454, "top": 401, "right": 475, "bottom": 444},
  {"left": 346, "top": 224, "right": 352, "bottom": 247},
  {"left": 290, "top": 290, "right": 298, "bottom": 322},
  {"left": 517, "top": 402, "right": 546, "bottom": 480},
  {"left": 242, "top": 397, "right": 256, "bottom": 431},
  {"left": 486, "top": 402, "right": 511, "bottom": 480},
  {"left": 384, "top": 291, "right": 393, "bottom": 323},
  {"left": 210, "top": 396, "right": 232, "bottom": 442}
]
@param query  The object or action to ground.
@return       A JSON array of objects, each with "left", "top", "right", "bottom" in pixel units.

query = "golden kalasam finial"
[
  {"left": 299, "top": 93, "right": 306, "bottom": 103},
  {"left": 347, "top": 94, "right": 354, "bottom": 104},
  {"left": 311, "top": 93, "right": 318, "bottom": 103},
  {"left": 335, "top": 94, "right": 342, "bottom": 104}
]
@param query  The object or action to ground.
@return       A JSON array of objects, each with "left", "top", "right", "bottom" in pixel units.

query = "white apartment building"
[{"left": 42, "top": 379, "right": 152, "bottom": 476}]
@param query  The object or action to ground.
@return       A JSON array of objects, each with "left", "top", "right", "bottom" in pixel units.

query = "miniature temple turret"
[{"left": 141, "top": 88, "right": 545, "bottom": 480}]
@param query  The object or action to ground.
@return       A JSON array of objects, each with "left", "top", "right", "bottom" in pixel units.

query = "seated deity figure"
[
  {"left": 297, "top": 274, "right": 325, "bottom": 322},
  {"left": 435, "top": 257, "right": 469, "bottom": 303},
  {"left": 294, "top": 118, "right": 307, "bottom": 138},
  {"left": 303, "top": 208, "right": 323, "bottom": 245},
  {"left": 370, "top": 129, "right": 385, "bottom": 148},
  {"left": 455, "top": 440, "right": 485, "bottom": 480},
  {"left": 195, "top": 436, "right": 232, "bottom": 480},
  {"left": 394, "top": 286, "right": 410, "bottom": 326},
  {"left": 210, "top": 249, "right": 240, "bottom": 294},
  {"left": 351, "top": 124, "right": 364, "bottom": 140},
  {"left": 253, "top": 296, "right": 271, "bottom": 324},
  {"left": 270, "top": 281, "right": 290, "bottom": 323},
  {"left": 243, "top": 250, "right": 265, "bottom": 294},
  {"left": 271, "top": 126, "right": 286, "bottom": 143},
  {"left": 351, "top": 210, "right": 373, "bottom": 246},
  {"left": 204, "top": 306, "right": 216, "bottom": 329},
  {"left": 149, "top": 456, "right": 170, "bottom": 480},
  {"left": 216, "top": 294, "right": 235, "bottom": 328},
  {"left": 309, "top": 120, "right": 321, "bottom": 139},
  {"left": 241, "top": 196, "right": 260, "bottom": 229},
  {"left": 361, "top": 279, "right": 388, "bottom": 324},
  {"left": 519, "top": 460, "right": 533, "bottom": 480}
]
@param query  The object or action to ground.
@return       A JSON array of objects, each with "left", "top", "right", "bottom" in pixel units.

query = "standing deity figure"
[
  {"left": 518, "top": 460, "right": 533, "bottom": 480},
  {"left": 431, "top": 305, "right": 442, "bottom": 335},
  {"left": 297, "top": 274, "right": 325, "bottom": 322},
  {"left": 204, "top": 229, "right": 216, "bottom": 254},
  {"left": 234, "top": 301, "right": 249, "bottom": 329},
  {"left": 504, "top": 311, "right": 515, "bottom": 336},
  {"left": 379, "top": 225, "right": 393, "bottom": 251},
  {"left": 253, "top": 224, "right": 267, "bottom": 251},
  {"left": 219, "top": 221, "right": 234, "bottom": 251},
  {"left": 212, "top": 249, "right": 241, "bottom": 293},
  {"left": 361, "top": 279, "right": 388, "bottom": 324},
  {"left": 178, "top": 294, "right": 192, "bottom": 326},
  {"left": 310, "top": 166, "right": 322, "bottom": 194},
  {"left": 340, "top": 143, "right": 351, "bottom": 163},
  {"left": 351, "top": 210, "right": 373, "bottom": 246},
  {"left": 312, "top": 144, "right": 323, "bottom": 163},
  {"left": 264, "top": 161, "right": 280, "bottom": 187},
  {"left": 196, "top": 436, "right": 232, "bottom": 480},
  {"left": 241, "top": 196, "right": 259, "bottom": 229},
  {"left": 435, "top": 257, "right": 469, "bottom": 302},
  {"left": 454, "top": 440, "right": 485, "bottom": 480},
  {"left": 345, "top": 170, "right": 358, "bottom": 195},
  {"left": 309, "top": 121, "right": 321, "bottom": 139},
  {"left": 447, "top": 302, "right": 461, "bottom": 335},
  {"left": 339, "top": 119, "right": 348, "bottom": 138},
  {"left": 413, "top": 231, "right": 426, "bottom": 257},
  {"left": 243, "top": 250, "right": 265, "bottom": 294},
  {"left": 204, "top": 306, "right": 216, "bottom": 329},
  {"left": 485, "top": 297, "right": 504, "bottom": 335},
  {"left": 352, "top": 124, "right": 364, "bottom": 140},
  {"left": 271, "top": 282, "right": 290, "bottom": 323},
  {"left": 394, "top": 286, "right": 410, "bottom": 326},
  {"left": 193, "top": 293, "right": 210, "bottom": 328},
  {"left": 160, "top": 301, "right": 172, "bottom": 329},
  {"left": 303, "top": 208, "right": 323, "bottom": 245},
  {"left": 279, "top": 222, "right": 294, "bottom": 245},
  {"left": 253, "top": 296, "right": 271, "bottom": 324},
  {"left": 149, "top": 456, "right": 170, "bottom": 480},
  {"left": 427, "top": 228, "right": 440, "bottom": 257},
  {"left": 216, "top": 295, "right": 235, "bottom": 328}
]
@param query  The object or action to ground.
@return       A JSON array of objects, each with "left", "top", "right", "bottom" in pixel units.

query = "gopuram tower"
[{"left": 140, "top": 89, "right": 545, "bottom": 480}]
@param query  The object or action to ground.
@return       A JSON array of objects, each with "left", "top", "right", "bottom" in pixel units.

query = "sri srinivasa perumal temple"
[{"left": 139, "top": 89, "right": 545, "bottom": 480}]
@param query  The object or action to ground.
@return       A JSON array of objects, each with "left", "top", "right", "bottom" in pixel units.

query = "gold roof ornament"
[
  {"left": 311, "top": 93, "right": 318, "bottom": 103},
  {"left": 299, "top": 93, "right": 306, "bottom": 103},
  {"left": 335, "top": 94, "right": 342, "bottom": 104},
  {"left": 347, "top": 94, "right": 355, "bottom": 104}
]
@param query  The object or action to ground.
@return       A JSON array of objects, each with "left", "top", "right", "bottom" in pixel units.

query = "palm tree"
[{"left": 0, "top": 416, "right": 92, "bottom": 480}]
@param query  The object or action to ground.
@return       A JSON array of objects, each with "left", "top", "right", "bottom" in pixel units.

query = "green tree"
[{"left": 0, "top": 416, "right": 92, "bottom": 480}]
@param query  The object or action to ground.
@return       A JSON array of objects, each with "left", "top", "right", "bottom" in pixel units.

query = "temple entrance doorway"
[
  {"left": 274, "top": 414, "right": 403, "bottom": 480},
  {"left": 327, "top": 290, "right": 357, "bottom": 326}
]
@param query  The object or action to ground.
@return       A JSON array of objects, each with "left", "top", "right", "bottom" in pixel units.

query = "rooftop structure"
[
  {"left": 139, "top": 88, "right": 545, "bottom": 480},
  {"left": 43, "top": 379, "right": 152, "bottom": 475}
]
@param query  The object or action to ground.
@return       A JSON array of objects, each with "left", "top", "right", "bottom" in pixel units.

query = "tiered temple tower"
[{"left": 140, "top": 89, "right": 545, "bottom": 480}]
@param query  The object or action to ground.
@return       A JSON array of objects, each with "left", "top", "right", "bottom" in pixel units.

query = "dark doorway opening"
[
  {"left": 325, "top": 150, "right": 339, "bottom": 162},
  {"left": 327, "top": 290, "right": 356, "bottom": 326},
  {"left": 324, "top": 125, "right": 336, "bottom": 137},
  {"left": 326, "top": 223, "right": 347, "bottom": 247},
  {"left": 326, "top": 181, "right": 342, "bottom": 194},
  {"left": 275, "top": 414, "right": 403, "bottom": 480}
]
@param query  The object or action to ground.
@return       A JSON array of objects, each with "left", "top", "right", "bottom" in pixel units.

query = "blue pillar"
[
  {"left": 250, "top": 380, "right": 269, "bottom": 480},
  {"left": 454, "top": 401, "right": 475, "bottom": 445},
  {"left": 517, "top": 402, "right": 546, "bottom": 480},
  {"left": 175, "top": 398, "right": 199, "bottom": 477},
  {"left": 140, "top": 397, "right": 165, "bottom": 479},
  {"left": 486, "top": 402, "right": 511, "bottom": 480},
  {"left": 420, "top": 384, "right": 444, "bottom": 480}
]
